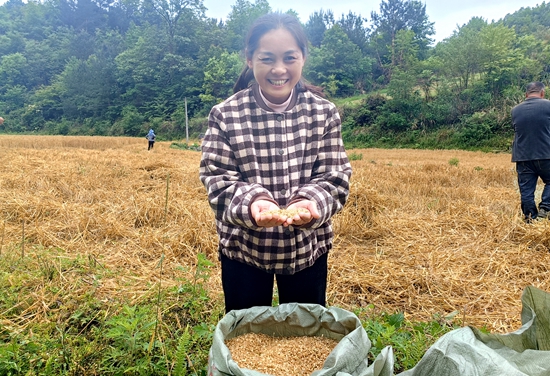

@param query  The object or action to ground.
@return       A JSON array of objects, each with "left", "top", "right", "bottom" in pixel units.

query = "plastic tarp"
[
  {"left": 207, "top": 303, "right": 394, "bottom": 376},
  {"left": 396, "top": 285, "right": 550, "bottom": 376},
  {"left": 208, "top": 286, "right": 550, "bottom": 376}
]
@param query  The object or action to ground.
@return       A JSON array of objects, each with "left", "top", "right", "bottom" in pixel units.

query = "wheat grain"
[
  {"left": 226, "top": 332, "right": 338, "bottom": 375},
  {"left": 263, "top": 208, "right": 309, "bottom": 217}
]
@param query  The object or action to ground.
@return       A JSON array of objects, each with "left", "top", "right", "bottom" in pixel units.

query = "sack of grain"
[{"left": 208, "top": 303, "right": 394, "bottom": 376}]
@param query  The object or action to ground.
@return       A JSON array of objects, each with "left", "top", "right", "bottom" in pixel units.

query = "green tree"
[
  {"left": 0, "top": 52, "right": 28, "bottom": 87},
  {"left": 336, "top": 11, "right": 369, "bottom": 53},
  {"left": 112, "top": 105, "right": 145, "bottom": 135},
  {"left": 57, "top": 0, "right": 107, "bottom": 32},
  {"left": 435, "top": 17, "right": 540, "bottom": 98},
  {"left": 115, "top": 24, "right": 169, "bottom": 109},
  {"left": 153, "top": 0, "right": 204, "bottom": 53},
  {"left": 199, "top": 49, "right": 242, "bottom": 109},
  {"left": 304, "top": 25, "right": 372, "bottom": 96},
  {"left": 478, "top": 24, "right": 540, "bottom": 96},
  {"left": 415, "top": 56, "right": 443, "bottom": 102},
  {"left": 22, "top": 28, "right": 73, "bottom": 88},
  {"left": 0, "top": 85, "right": 28, "bottom": 114},
  {"left": 224, "top": 0, "right": 271, "bottom": 52},
  {"left": 55, "top": 56, "right": 102, "bottom": 119},
  {"left": 31, "top": 81, "right": 64, "bottom": 121},
  {"left": 501, "top": 2, "right": 550, "bottom": 37},
  {"left": 304, "top": 10, "right": 334, "bottom": 48},
  {"left": 369, "top": 0, "right": 434, "bottom": 83},
  {"left": 385, "top": 68, "right": 424, "bottom": 130},
  {"left": 435, "top": 17, "right": 487, "bottom": 92},
  {"left": 393, "top": 29, "right": 419, "bottom": 71},
  {"left": 115, "top": 19, "right": 205, "bottom": 120},
  {"left": 1, "top": 0, "right": 61, "bottom": 41}
]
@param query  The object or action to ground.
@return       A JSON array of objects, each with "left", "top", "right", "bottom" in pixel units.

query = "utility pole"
[{"left": 185, "top": 97, "right": 189, "bottom": 143}]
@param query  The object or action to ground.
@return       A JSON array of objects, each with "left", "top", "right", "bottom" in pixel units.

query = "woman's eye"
[
  {"left": 285, "top": 56, "right": 297, "bottom": 62},
  {"left": 259, "top": 58, "right": 273, "bottom": 63}
]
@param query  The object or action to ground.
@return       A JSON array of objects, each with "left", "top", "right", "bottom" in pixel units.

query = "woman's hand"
[
  {"left": 251, "top": 199, "right": 320, "bottom": 228},
  {"left": 251, "top": 200, "right": 286, "bottom": 227},
  {"left": 283, "top": 200, "right": 320, "bottom": 227}
]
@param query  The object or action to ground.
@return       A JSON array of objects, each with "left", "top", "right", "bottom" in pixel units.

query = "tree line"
[{"left": 1, "top": 0, "right": 549, "bottom": 149}]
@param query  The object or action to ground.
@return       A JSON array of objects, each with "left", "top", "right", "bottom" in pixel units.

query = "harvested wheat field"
[{"left": 1, "top": 135, "right": 550, "bottom": 334}]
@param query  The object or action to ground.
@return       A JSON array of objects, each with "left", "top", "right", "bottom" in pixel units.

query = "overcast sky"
[
  {"left": 202, "top": 0, "right": 544, "bottom": 43},
  {"left": 0, "top": 0, "right": 542, "bottom": 43}
]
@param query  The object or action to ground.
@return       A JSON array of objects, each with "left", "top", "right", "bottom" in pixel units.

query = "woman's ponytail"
[{"left": 233, "top": 66, "right": 255, "bottom": 94}]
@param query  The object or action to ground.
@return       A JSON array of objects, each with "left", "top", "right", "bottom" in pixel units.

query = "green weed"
[
  {"left": 448, "top": 157, "right": 459, "bottom": 167},
  {"left": 100, "top": 305, "right": 166, "bottom": 374},
  {"left": 170, "top": 142, "right": 201, "bottom": 151},
  {"left": 355, "top": 307, "right": 458, "bottom": 373},
  {"left": 348, "top": 151, "right": 364, "bottom": 161}
]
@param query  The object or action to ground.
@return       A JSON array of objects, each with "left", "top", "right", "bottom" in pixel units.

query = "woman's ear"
[{"left": 245, "top": 49, "right": 252, "bottom": 69}]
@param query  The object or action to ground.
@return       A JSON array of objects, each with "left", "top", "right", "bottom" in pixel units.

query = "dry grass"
[{"left": 1, "top": 136, "right": 550, "bottom": 334}]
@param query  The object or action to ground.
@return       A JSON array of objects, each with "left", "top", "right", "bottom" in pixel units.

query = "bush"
[
  {"left": 112, "top": 106, "right": 144, "bottom": 137},
  {"left": 422, "top": 98, "right": 459, "bottom": 129},
  {"left": 457, "top": 112, "right": 495, "bottom": 147},
  {"left": 188, "top": 117, "right": 209, "bottom": 139},
  {"left": 376, "top": 112, "right": 409, "bottom": 133},
  {"left": 341, "top": 94, "right": 387, "bottom": 130}
]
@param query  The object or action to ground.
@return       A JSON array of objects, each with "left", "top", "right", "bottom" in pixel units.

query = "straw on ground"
[{"left": 1, "top": 135, "right": 550, "bottom": 333}]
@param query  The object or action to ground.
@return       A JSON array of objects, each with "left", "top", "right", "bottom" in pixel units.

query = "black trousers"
[
  {"left": 220, "top": 253, "right": 328, "bottom": 313},
  {"left": 516, "top": 160, "right": 550, "bottom": 220},
  {"left": 148, "top": 141, "right": 154, "bottom": 150}
]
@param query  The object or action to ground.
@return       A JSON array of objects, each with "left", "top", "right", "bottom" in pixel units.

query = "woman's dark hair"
[{"left": 233, "top": 12, "right": 324, "bottom": 97}]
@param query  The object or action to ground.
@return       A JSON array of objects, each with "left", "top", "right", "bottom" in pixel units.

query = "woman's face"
[{"left": 247, "top": 28, "right": 305, "bottom": 104}]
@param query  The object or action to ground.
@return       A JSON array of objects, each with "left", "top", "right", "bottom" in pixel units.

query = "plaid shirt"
[{"left": 199, "top": 83, "right": 352, "bottom": 275}]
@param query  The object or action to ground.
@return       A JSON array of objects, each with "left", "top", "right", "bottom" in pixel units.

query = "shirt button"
[
  {"left": 277, "top": 116, "right": 283, "bottom": 121},
  {"left": 284, "top": 228, "right": 291, "bottom": 235},
  {"left": 280, "top": 189, "right": 286, "bottom": 195},
  {"left": 285, "top": 266, "right": 293, "bottom": 273},
  {"left": 278, "top": 149, "right": 284, "bottom": 155}
]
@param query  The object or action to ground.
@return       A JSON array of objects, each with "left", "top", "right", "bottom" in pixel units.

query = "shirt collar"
[{"left": 259, "top": 88, "right": 293, "bottom": 112}]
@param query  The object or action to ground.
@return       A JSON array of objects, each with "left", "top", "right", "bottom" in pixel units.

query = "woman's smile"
[{"left": 268, "top": 79, "right": 289, "bottom": 86}]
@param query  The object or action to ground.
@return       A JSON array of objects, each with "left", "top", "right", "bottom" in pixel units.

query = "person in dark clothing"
[
  {"left": 511, "top": 81, "right": 550, "bottom": 222},
  {"left": 146, "top": 129, "right": 156, "bottom": 150}
]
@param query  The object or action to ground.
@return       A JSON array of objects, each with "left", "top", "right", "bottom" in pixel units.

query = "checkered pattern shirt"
[{"left": 199, "top": 83, "right": 352, "bottom": 275}]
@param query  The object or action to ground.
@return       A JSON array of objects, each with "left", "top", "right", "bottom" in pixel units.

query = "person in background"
[
  {"left": 199, "top": 12, "right": 352, "bottom": 313},
  {"left": 146, "top": 129, "right": 156, "bottom": 150},
  {"left": 511, "top": 81, "right": 550, "bottom": 222}
]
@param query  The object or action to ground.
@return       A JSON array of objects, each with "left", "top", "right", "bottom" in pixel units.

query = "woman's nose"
[{"left": 271, "top": 62, "right": 286, "bottom": 74}]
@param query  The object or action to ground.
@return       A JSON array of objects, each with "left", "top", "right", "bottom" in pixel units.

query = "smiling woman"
[{"left": 200, "top": 12, "right": 353, "bottom": 314}]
